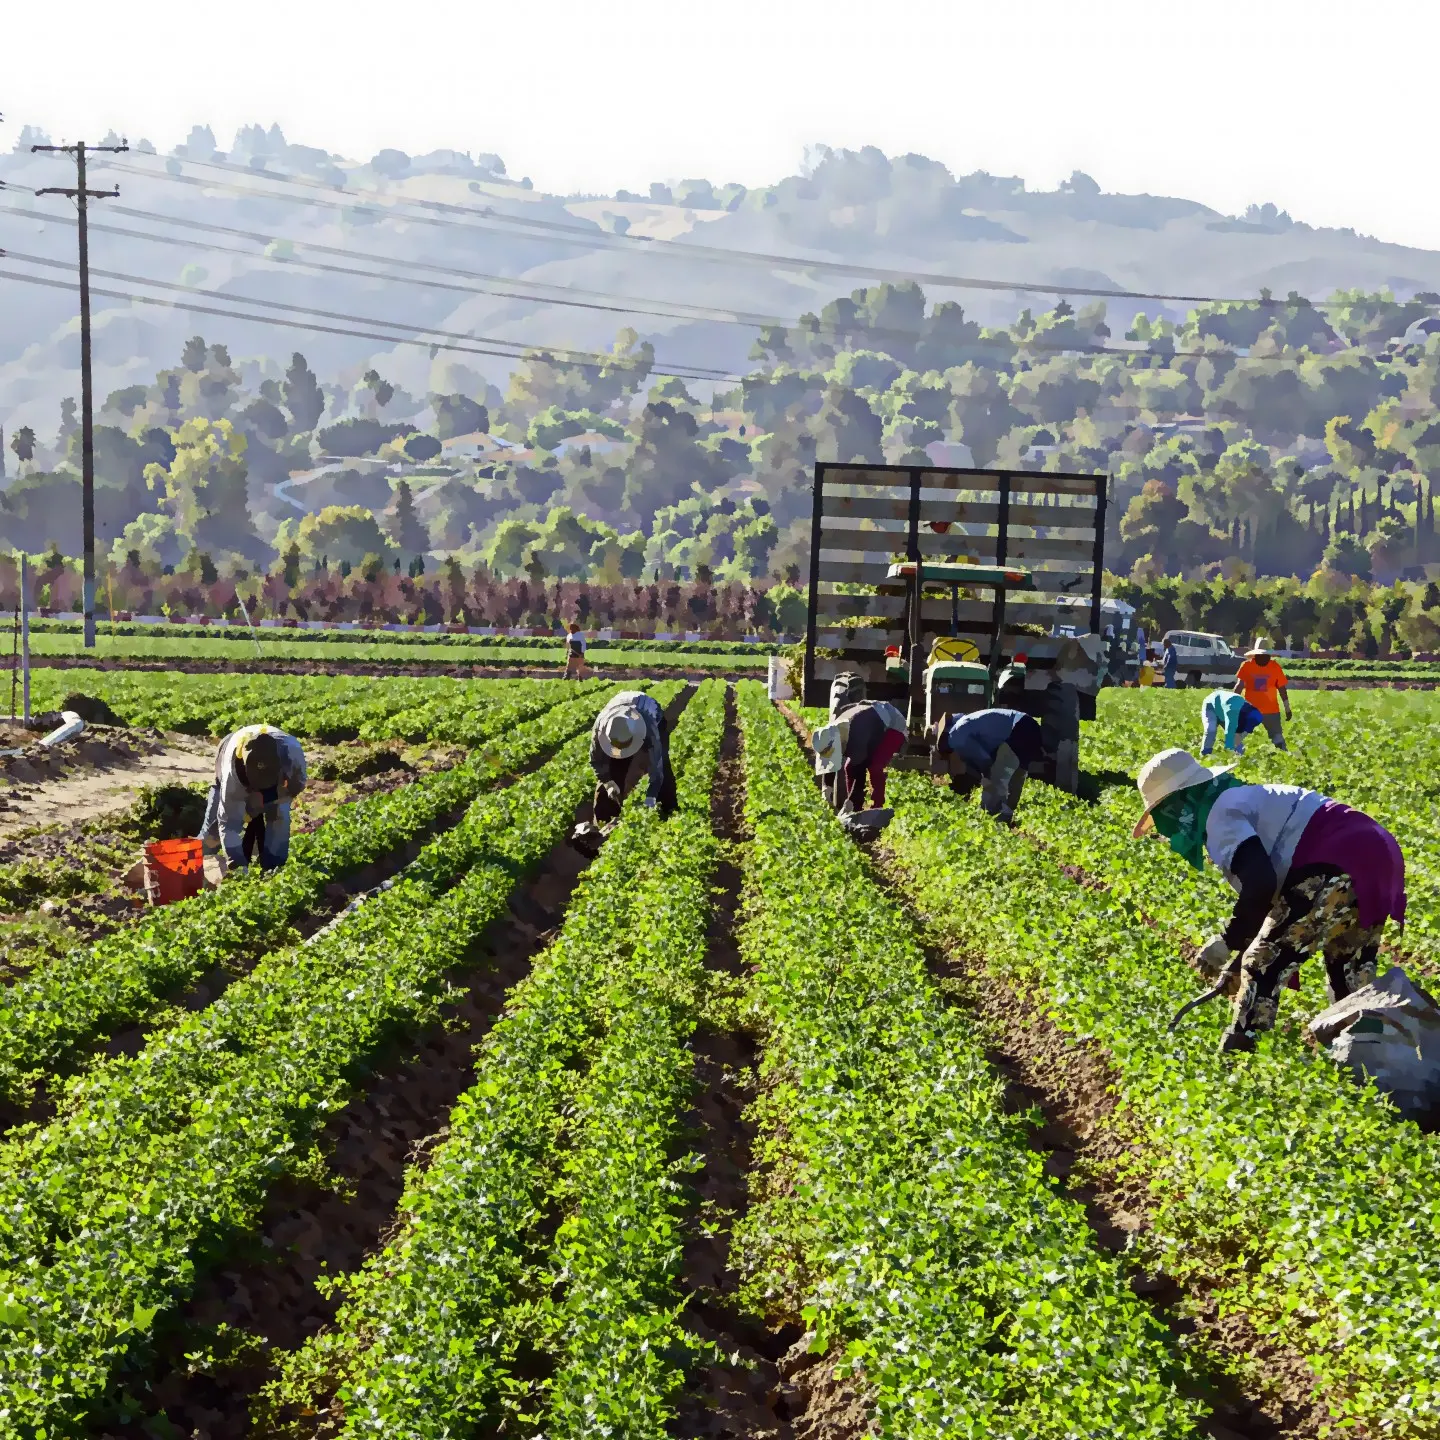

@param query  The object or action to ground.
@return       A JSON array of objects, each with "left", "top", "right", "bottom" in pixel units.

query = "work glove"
[
  {"left": 644, "top": 795, "right": 657, "bottom": 810},
  {"left": 1196, "top": 935, "right": 1232, "bottom": 982}
]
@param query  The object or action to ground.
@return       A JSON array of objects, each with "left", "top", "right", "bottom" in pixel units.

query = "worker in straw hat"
[
  {"left": 1133, "top": 747, "right": 1406, "bottom": 1055},
  {"left": 198, "top": 724, "right": 308, "bottom": 874},
  {"left": 1234, "top": 637, "right": 1291, "bottom": 750},
  {"left": 589, "top": 689, "right": 677, "bottom": 826}
]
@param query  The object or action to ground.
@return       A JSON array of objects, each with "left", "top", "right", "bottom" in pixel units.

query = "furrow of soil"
[
  {"left": 769, "top": 702, "right": 1300, "bottom": 1436},
  {"left": 674, "top": 689, "right": 793, "bottom": 1439},
  {"left": 674, "top": 691, "right": 876, "bottom": 1440},
  {"left": 866, "top": 854, "right": 1332, "bottom": 1440},
  {"left": 91, "top": 686, "right": 695, "bottom": 1437}
]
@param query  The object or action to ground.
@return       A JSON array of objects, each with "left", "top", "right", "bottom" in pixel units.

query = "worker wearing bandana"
[{"left": 1133, "top": 748, "right": 1406, "bottom": 1055}]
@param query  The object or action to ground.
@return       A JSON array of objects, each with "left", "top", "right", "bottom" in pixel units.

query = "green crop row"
[
  {"left": 881, "top": 762, "right": 1440, "bottom": 1434},
  {"left": 266, "top": 681, "right": 725, "bottom": 1438},
  {"left": 0, "top": 684, "right": 619, "bottom": 1106},
  {"left": 26, "top": 669, "right": 577, "bottom": 744},
  {"left": 0, "top": 683, "right": 684, "bottom": 1433},
  {"left": 731, "top": 683, "right": 1203, "bottom": 1439}
]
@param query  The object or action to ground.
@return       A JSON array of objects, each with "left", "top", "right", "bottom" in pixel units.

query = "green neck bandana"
[{"left": 1150, "top": 772, "right": 1243, "bottom": 870}]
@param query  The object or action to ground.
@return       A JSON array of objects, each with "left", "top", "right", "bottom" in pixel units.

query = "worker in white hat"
[
  {"left": 1133, "top": 747, "right": 1406, "bottom": 1055},
  {"left": 589, "top": 689, "right": 676, "bottom": 825},
  {"left": 1234, "top": 637, "right": 1290, "bottom": 749},
  {"left": 198, "top": 724, "right": 308, "bottom": 873}
]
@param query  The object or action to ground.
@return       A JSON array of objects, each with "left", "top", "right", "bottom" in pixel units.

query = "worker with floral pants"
[{"left": 1225, "top": 873, "right": 1382, "bottom": 1041}]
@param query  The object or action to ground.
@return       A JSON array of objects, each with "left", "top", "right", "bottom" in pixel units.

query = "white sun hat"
[
  {"left": 1132, "top": 747, "right": 1236, "bottom": 838},
  {"left": 1244, "top": 636, "right": 1273, "bottom": 656},
  {"left": 599, "top": 706, "right": 646, "bottom": 759}
]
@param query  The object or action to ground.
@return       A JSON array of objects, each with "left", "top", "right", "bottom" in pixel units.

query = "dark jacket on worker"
[{"left": 938, "top": 707, "right": 1043, "bottom": 774}]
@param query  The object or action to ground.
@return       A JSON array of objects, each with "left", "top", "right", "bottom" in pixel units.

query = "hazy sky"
[{"left": 6, "top": 0, "right": 1438, "bottom": 251}]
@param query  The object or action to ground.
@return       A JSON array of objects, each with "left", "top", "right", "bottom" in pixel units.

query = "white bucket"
[{"left": 768, "top": 655, "right": 794, "bottom": 702}]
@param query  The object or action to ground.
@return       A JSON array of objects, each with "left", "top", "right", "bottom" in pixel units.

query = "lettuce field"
[{"left": 1, "top": 672, "right": 1437, "bottom": 1438}]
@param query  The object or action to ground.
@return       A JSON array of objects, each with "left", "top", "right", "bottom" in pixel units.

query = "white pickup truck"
[{"left": 1159, "top": 630, "right": 1243, "bottom": 687}]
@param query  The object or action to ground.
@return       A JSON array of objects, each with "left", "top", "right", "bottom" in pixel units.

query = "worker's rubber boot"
[{"left": 1218, "top": 1026, "right": 1256, "bottom": 1056}]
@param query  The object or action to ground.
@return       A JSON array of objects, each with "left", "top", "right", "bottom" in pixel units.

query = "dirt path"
[{"left": 0, "top": 733, "right": 214, "bottom": 840}]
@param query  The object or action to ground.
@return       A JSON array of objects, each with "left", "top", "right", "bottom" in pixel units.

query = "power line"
[
  {"left": 0, "top": 198, "right": 778, "bottom": 331},
  {"left": 100, "top": 152, "right": 1294, "bottom": 308},
  {"left": 2, "top": 248, "right": 736, "bottom": 379},
  {"left": 0, "top": 267, "right": 751, "bottom": 381},
  {"left": 2, "top": 202, "right": 1389, "bottom": 370}
]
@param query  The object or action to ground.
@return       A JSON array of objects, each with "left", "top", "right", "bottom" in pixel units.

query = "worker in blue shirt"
[
  {"left": 929, "top": 707, "right": 1044, "bottom": 824},
  {"left": 1200, "top": 688, "right": 1265, "bottom": 757},
  {"left": 1162, "top": 638, "right": 1179, "bottom": 688}
]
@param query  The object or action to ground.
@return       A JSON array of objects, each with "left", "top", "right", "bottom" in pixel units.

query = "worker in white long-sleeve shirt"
[
  {"left": 1134, "top": 747, "right": 1406, "bottom": 1055},
  {"left": 589, "top": 690, "right": 677, "bottom": 824},
  {"left": 198, "top": 724, "right": 308, "bottom": 873}
]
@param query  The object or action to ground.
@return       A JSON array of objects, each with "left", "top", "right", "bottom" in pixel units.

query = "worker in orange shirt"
[{"left": 1234, "top": 637, "right": 1291, "bottom": 750}]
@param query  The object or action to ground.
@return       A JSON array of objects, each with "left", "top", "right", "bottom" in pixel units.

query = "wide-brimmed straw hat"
[
  {"left": 1244, "top": 636, "right": 1273, "bottom": 657},
  {"left": 599, "top": 707, "right": 646, "bottom": 759},
  {"left": 1132, "top": 747, "right": 1234, "bottom": 837}
]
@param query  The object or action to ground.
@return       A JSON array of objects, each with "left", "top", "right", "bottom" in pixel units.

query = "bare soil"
[{"left": 0, "top": 727, "right": 214, "bottom": 838}]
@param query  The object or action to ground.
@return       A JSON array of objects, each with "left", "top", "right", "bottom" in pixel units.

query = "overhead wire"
[
  {"left": 103, "top": 150, "right": 1439, "bottom": 314},
  {"left": 0, "top": 267, "right": 749, "bottom": 380}
]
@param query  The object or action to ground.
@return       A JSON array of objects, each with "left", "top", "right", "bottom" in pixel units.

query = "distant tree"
[
  {"left": 363, "top": 369, "right": 395, "bottom": 410},
  {"left": 10, "top": 425, "right": 35, "bottom": 470},
  {"left": 388, "top": 478, "right": 430, "bottom": 555},
  {"left": 182, "top": 335, "right": 208, "bottom": 374},
  {"left": 317, "top": 418, "right": 416, "bottom": 457},
  {"left": 433, "top": 393, "right": 489, "bottom": 439},
  {"left": 283, "top": 353, "right": 325, "bottom": 432},
  {"left": 57, "top": 397, "right": 78, "bottom": 448},
  {"left": 402, "top": 432, "right": 442, "bottom": 462}
]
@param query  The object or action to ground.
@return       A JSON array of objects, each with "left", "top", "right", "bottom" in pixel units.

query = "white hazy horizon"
[{"left": 5, "top": 0, "right": 1438, "bottom": 252}]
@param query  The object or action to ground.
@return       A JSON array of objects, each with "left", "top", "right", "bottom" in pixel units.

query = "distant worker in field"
[
  {"left": 813, "top": 696, "right": 908, "bottom": 812},
  {"left": 198, "top": 724, "right": 308, "bottom": 874},
  {"left": 1234, "top": 637, "right": 1291, "bottom": 749},
  {"left": 930, "top": 706, "right": 1044, "bottom": 824},
  {"left": 1200, "top": 688, "right": 1265, "bottom": 756},
  {"left": 564, "top": 622, "right": 588, "bottom": 680},
  {"left": 1133, "top": 747, "right": 1406, "bottom": 1055},
  {"left": 590, "top": 689, "right": 677, "bottom": 824},
  {"left": 1162, "top": 636, "right": 1179, "bottom": 689}
]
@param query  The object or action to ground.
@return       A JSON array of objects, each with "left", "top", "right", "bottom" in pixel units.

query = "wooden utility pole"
[{"left": 33, "top": 138, "right": 128, "bottom": 648}]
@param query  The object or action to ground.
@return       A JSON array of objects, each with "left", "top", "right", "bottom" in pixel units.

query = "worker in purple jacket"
[{"left": 1133, "top": 748, "right": 1407, "bottom": 1055}]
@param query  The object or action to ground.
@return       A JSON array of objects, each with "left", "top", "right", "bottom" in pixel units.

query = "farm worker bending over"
[
  {"left": 1133, "top": 747, "right": 1406, "bottom": 1055},
  {"left": 1200, "top": 689, "right": 1265, "bottom": 756},
  {"left": 1234, "top": 637, "right": 1290, "bottom": 749},
  {"left": 199, "top": 724, "right": 308, "bottom": 874},
  {"left": 590, "top": 690, "right": 677, "bottom": 825},
  {"left": 827, "top": 698, "right": 908, "bottom": 811},
  {"left": 930, "top": 707, "right": 1044, "bottom": 824}
]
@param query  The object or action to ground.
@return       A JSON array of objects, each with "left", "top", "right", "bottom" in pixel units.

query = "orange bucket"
[{"left": 143, "top": 837, "right": 205, "bottom": 905}]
